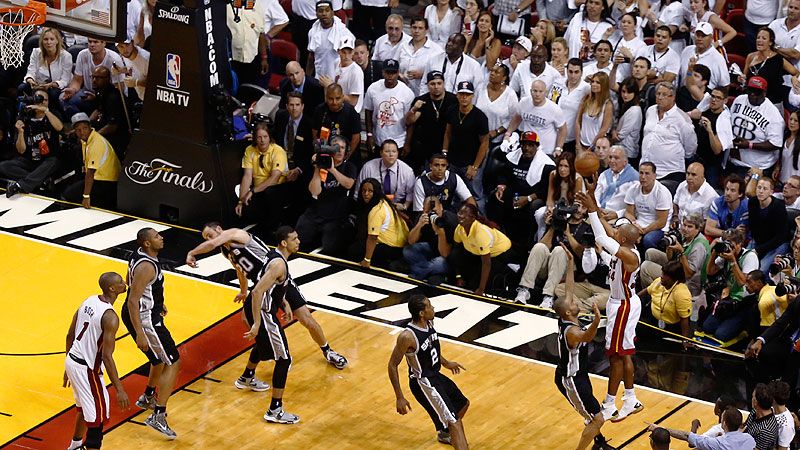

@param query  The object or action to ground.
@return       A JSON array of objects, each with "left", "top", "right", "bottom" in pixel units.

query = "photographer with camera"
[
  {"left": 403, "top": 196, "right": 458, "bottom": 284},
  {"left": 745, "top": 170, "right": 790, "bottom": 273},
  {"left": 640, "top": 213, "right": 710, "bottom": 316},
  {"left": 701, "top": 228, "right": 760, "bottom": 343},
  {"left": 295, "top": 135, "right": 357, "bottom": 255},
  {"left": 1, "top": 89, "right": 63, "bottom": 198},
  {"left": 513, "top": 201, "right": 592, "bottom": 308}
]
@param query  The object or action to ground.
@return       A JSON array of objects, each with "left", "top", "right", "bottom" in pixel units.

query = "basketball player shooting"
[
  {"left": 575, "top": 180, "right": 644, "bottom": 423},
  {"left": 63, "top": 272, "right": 130, "bottom": 450}
]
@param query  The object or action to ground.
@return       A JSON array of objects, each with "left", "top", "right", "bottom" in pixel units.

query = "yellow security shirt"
[
  {"left": 758, "top": 285, "right": 789, "bottom": 327},
  {"left": 367, "top": 200, "right": 408, "bottom": 248},
  {"left": 454, "top": 220, "right": 511, "bottom": 257},
  {"left": 647, "top": 278, "right": 692, "bottom": 325},
  {"left": 242, "top": 143, "right": 288, "bottom": 186},
  {"left": 82, "top": 129, "right": 120, "bottom": 182}
]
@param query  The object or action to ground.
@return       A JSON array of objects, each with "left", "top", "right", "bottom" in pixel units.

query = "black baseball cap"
[
  {"left": 383, "top": 59, "right": 399, "bottom": 73},
  {"left": 426, "top": 70, "right": 444, "bottom": 82},
  {"left": 456, "top": 81, "right": 474, "bottom": 94}
]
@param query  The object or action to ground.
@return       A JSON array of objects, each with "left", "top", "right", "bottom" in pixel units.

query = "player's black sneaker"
[
  {"left": 592, "top": 434, "right": 616, "bottom": 450},
  {"left": 145, "top": 412, "right": 177, "bottom": 439},
  {"left": 135, "top": 393, "right": 156, "bottom": 410},
  {"left": 437, "top": 430, "right": 451, "bottom": 444}
]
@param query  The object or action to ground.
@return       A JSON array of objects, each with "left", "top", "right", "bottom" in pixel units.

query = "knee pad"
[{"left": 84, "top": 425, "right": 103, "bottom": 449}]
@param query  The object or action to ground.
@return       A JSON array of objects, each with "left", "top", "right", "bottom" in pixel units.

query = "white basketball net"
[{"left": 0, "top": 9, "right": 39, "bottom": 69}]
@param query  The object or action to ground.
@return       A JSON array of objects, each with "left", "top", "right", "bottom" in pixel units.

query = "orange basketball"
[{"left": 575, "top": 151, "right": 600, "bottom": 178}]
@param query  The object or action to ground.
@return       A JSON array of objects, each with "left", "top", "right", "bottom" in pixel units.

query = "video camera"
[
  {"left": 552, "top": 199, "right": 578, "bottom": 234},
  {"left": 17, "top": 93, "right": 46, "bottom": 119},
  {"left": 313, "top": 140, "right": 338, "bottom": 168},
  {"left": 427, "top": 200, "right": 446, "bottom": 228}
]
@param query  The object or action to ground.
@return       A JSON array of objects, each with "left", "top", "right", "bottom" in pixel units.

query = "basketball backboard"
[{"left": 0, "top": 0, "right": 126, "bottom": 41}]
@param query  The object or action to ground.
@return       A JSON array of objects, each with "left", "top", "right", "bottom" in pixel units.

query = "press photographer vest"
[
  {"left": 684, "top": 235, "right": 710, "bottom": 285},
  {"left": 725, "top": 249, "right": 754, "bottom": 301},
  {"left": 420, "top": 171, "right": 458, "bottom": 211}
]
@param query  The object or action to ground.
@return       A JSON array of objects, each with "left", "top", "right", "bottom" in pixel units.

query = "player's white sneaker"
[
  {"left": 601, "top": 401, "right": 619, "bottom": 421},
  {"left": 612, "top": 397, "right": 643, "bottom": 422},
  {"left": 540, "top": 295, "right": 554, "bottom": 309},
  {"left": 514, "top": 288, "right": 530, "bottom": 305},
  {"left": 325, "top": 349, "right": 348, "bottom": 369},
  {"left": 234, "top": 376, "right": 271, "bottom": 392},
  {"left": 264, "top": 407, "right": 300, "bottom": 424},
  {"left": 145, "top": 412, "right": 177, "bottom": 439}
]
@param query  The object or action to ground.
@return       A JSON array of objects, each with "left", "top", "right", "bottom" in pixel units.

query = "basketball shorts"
[
  {"left": 285, "top": 279, "right": 307, "bottom": 311},
  {"left": 121, "top": 307, "right": 180, "bottom": 366},
  {"left": 65, "top": 356, "right": 109, "bottom": 426},
  {"left": 605, "top": 295, "right": 641, "bottom": 356},
  {"left": 554, "top": 371, "right": 601, "bottom": 422},
  {"left": 409, "top": 373, "right": 468, "bottom": 431},
  {"left": 243, "top": 294, "right": 291, "bottom": 362}
]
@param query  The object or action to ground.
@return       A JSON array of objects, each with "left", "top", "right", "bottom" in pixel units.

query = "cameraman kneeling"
[
  {"left": 513, "top": 202, "right": 591, "bottom": 308},
  {"left": 403, "top": 196, "right": 457, "bottom": 284},
  {"left": 701, "top": 228, "right": 759, "bottom": 343},
  {"left": 1, "top": 90, "right": 63, "bottom": 197},
  {"left": 641, "top": 213, "right": 709, "bottom": 318}
]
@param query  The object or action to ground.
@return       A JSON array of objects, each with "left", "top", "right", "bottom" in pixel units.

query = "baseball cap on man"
[
  {"left": 695, "top": 22, "right": 713, "bottom": 36},
  {"left": 316, "top": 0, "right": 333, "bottom": 8},
  {"left": 747, "top": 76, "right": 768, "bottom": 91},
  {"left": 427, "top": 70, "right": 445, "bottom": 82},
  {"left": 515, "top": 36, "right": 533, "bottom": 53},
  {"left": 338, "top": 36, "right": 354, "bottom": 50},
  {"left": 383, "top": 59, "right": 399, "bottom": 72},
  {"left": 456, "top": 81, "right": 474, "bottom": 94},
  {"left": 71, "top": 112, "right": 90, "bottom": 125},
  {"left": 520, "top": 131, "right": 539, "bottom": 144}
]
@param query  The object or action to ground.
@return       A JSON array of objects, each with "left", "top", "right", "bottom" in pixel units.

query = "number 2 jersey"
[
  {"left": 69, "top": 295, "right": 114, "bottom": 372},
  {"left": 405, "top": 321, "right": 441, "bottom": 379},
  {"left": 124, "top": 248, "right": 165, "bottom": 318}
]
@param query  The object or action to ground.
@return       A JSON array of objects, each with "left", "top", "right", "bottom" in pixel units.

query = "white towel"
[{"left": 504, "top": 140, "right": 554, "bottom": 186}]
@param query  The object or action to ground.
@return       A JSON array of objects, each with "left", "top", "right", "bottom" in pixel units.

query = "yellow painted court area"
[{"left": 0, "top": 232, "right": 240, "bottom": 443}]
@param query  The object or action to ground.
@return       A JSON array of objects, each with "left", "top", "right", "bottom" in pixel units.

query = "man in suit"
[
  {"left": 273, "top": 91, "right": 314, "bottom": 222},
  {"left": 279, "top": 62, "right": 325, "bottom": 110}
]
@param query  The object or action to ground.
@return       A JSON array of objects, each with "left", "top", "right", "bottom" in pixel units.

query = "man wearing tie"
[
  {"left": 355, "top": 139, "right": 416, "bottom": 211},
  {"left": 273, "top": 91, "right": 315, "bottom": 222},
  {"left": 279, "top": 62, "right": 325, "bottom": 110}
]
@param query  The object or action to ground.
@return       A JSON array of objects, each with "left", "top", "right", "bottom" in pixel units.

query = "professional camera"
[
  {"left": 658, "top": 229, "right": 682, "bottom": 251},
  {"left": 574, "top": 226, "right": 595, "bottom": 248},
  {"left": 18, "top": 93, "right": 45, "bottom": 106},
  {"left": 552, "top": 199, "right": 579, "bottom": 234},
  {"left": 713, "top": 240, "right": 733, "bottom": 254},
  {"left": 247, "top": 112, "right": 272, "bottom": 132},
  {"left": 776, "top": 277, "right": 800, "bottom": 296},
  {"left": 313, "top": 140, "right": 338, "bottom": 168},
  {"left": 769, "top": 254, "right": 795, "bottom": 276},
  {"left": 427, "top": 200, "right": 445, "bottom": 228}
]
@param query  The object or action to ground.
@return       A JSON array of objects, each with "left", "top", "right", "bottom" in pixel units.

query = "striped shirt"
[{"left": 744, "top": 410, "right": 779, "bottom": 450}]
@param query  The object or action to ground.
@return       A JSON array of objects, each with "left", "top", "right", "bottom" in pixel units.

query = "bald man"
[
  {"left": 279, "top": 61, "right": 325, "bottom": 110},
  {"left": 577, "top": 182, "right": 644, "bottom": 423},
  {"left": 672, "top": 162, "right": 718, "bottom": 227},
  {"left": 595, "top": 146, "right": 640, "bottom": 222}
]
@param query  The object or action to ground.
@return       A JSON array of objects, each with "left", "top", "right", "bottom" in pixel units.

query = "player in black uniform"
[
  {"left": 186, "top": 223, "right": 348, "bottom": 378},
  {"left": 121, "top": 228, "right": 180, "bottom": 439},
  {"left": 552, "top": 245, "right": 614, "bottom": 450},
  {"left": 388, "top": 294, "right": 469, "bottom": 449}
]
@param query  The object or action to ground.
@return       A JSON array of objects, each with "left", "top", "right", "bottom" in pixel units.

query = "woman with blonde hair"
[
  {"left": 465, "top": 11, "right": 501, "bottom": 66},
  {"left": 22, "top": 28, "right": 72, "bottom": 99},
  {"left": 531, "top": 19, "right": 556, "bottom": 52},
  {"left": 575, "top": 72, "right": 614, "bottom": 154},
  {"left": 549, "top": 37, "right": 569, "bottom": 79}
]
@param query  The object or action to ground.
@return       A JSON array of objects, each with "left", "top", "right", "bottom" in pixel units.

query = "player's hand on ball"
[
  {"left": 117, "top": 388, "right": 130, "bottom": 409},
  {"left": 396, "top": 397, "right": 412, "bottom": 415}
]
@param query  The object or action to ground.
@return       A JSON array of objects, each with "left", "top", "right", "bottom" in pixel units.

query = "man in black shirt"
[
  {"left": 691, "top": 85, "right": 730, "bottom": 188},
  {"left": 405, "top": 71, "right": 457, "bottom": 172},
  {"left": 487, "top": 131, "right": 555, "bottom": 248},
  {"left": 354, "top": 40, "right": 383, "bottom": 90},
  {"left": 442, "top": 81, "right": 489, "bottom": 208},
  {"left": 676, "top": 64, "right": 709, "bottom": 113},
  {"left": 2, "top": 90, "right": 63, "bottom": 197},
  {"left": 312, "top": 83, "right": 362, "bottom": 161},
  {"left": 295, "top": 135, "right": 358, "bottom": 255},
  {"left": 279, "top": 62, "right": 325, "bottom": 110},
  {"left": 404, "top": 196, "right": 458, "bottom": 283},
  {"left": 743, "top": 383, "right": 779, "bottom": 450},
  {"left": 89, "top": 66, "right": 130, "bottom": 159}
]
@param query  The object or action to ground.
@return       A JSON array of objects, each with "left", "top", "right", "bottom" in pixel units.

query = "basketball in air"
[{"left": 575, "top": 152, "right": 600, "bottom": 178}]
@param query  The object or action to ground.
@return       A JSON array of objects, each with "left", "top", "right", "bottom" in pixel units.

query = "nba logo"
[{"left": 166, "top": 53, "right": 181, "bottom": 89}]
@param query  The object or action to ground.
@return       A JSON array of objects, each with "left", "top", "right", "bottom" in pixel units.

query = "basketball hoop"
[{"left": 0, "top": 1, "right": 46, "bottom": 69}]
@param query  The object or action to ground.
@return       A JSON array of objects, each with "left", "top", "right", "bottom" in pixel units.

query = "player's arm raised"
[
  {"left": 388, "top": 330, "right": 415, "bottom": 415},
  {"left": 63, "top": 311, "right": 79, "bottom": 387},
  {"left": 127, "top": 262, "right": 156, "bottom": 352},
  {"left": 186, "top": 228, "right": 250, "bottom": 267},
  {"left": 576, "top": 182, "right": 640, "bottom": 271},
  {"left": 246, "top": 259, "right": 284, "bottom": 339},
  {"left": 101, "top": 310, "right": 129, "bottom": 409}
]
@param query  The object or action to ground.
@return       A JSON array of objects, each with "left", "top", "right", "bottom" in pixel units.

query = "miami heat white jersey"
[
  {"left": 69, "top": 295, "right": 114, "bottom": 371},
  {"left": 609, "top": 250, "right": 639, "bottom": 301}
]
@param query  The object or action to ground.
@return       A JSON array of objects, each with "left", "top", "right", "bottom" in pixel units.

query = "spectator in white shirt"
[
  {"left": 595, "top": 146, "right": 640, "bottom": 220},
  {"left": 636, "top": 26, "right": 681, "bottom": 85},
  {"left": 506, "top": 80, "right": 568, "bottom": 155},
  {"left": 509, "top": 44, "right": 562, "bottom": 101},
  {"left": 351, "top": 0, "right": 396, "bottom": 44},
  {"left": 321, "top": 37, "right": 365, "bottom": 112},
  {"left": 258, "top": 0, "right": 290, "bottom": 38},
  {"left": 729, "top": 76, "right": 785, "bottom": 175},
  {"left": 769, "top": 0, "right": 800, "bottom": 92},
  {"left": 355, "top": 139, "right": 416, "bottom": 209},
  {"left": 425, "top": 0, "right": 463, "bottom": 48},
  {"left": 364, "top": 59, "right": 416, "bottom": 153},
  {"left": 777, "top": 111, "right": 800, "bottom": 184},
  {"left": 768, "top": 380, "right": 796, "bottom": 450},
  {"left": 307, "top": 0, "right": 355, "bottom": 80},
  {"left": 419, "top": 33, "right": 484, "bottom": 95},
  {"left": 550, "top": 58, "right": 590, "bottom": 153},
  {"left": 22, "top": 28, "right": 72, "bottom": 100},
  {"left": 745, "top": 0, "right": 780, "bottom": 51},
  {"left": 641, "top": 82, "right": 698, "bottom": 182},
  {"left": 678, "top": 22, "right": 730, "bottom": 89},
  {"left": 611, "top": 77, "right": 643, "bottom": 160},
  {"left": 625, "top": 162, "right": 674, "bottom": 251},
  {"left": 399, "top": 17, "right": 444, "bottom": 97},
  {"left": 114, "top": 39, "right": 150, "bottom": 101},
  {"left": 611, "top": 13, "right": 648, "bottom": 82},
  {"left": 476, "top": 64, "right": 519, "bottom": 148},
  {"left": 563, "top": 0, "right": 615, "bottom": 60},
  {"left": 672, "top": 162, "right": 718, "bottom": 224},
  {"left": 582, "top": 40, "right": 614, "bottom": 80},
  {"left": 372, "top": 14, "right": 411, "bottom": 63},
  {"left": 500, "top": 36, "right": 533, "bottom": 80},
  {"left": 61, "top": 38, "right": 123, "bottom": 117}
]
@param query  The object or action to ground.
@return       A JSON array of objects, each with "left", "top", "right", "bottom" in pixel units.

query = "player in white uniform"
[
  {"left": 63, "top": 272, "right": 129, "bottom": 450},
  {"left": 577, "top": 181, "right": 644, "bottom": 423}
]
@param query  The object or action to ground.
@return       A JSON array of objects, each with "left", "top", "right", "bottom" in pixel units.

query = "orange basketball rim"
[{"left": 0, "top": 0, "right": 46, "bottom": 69}]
